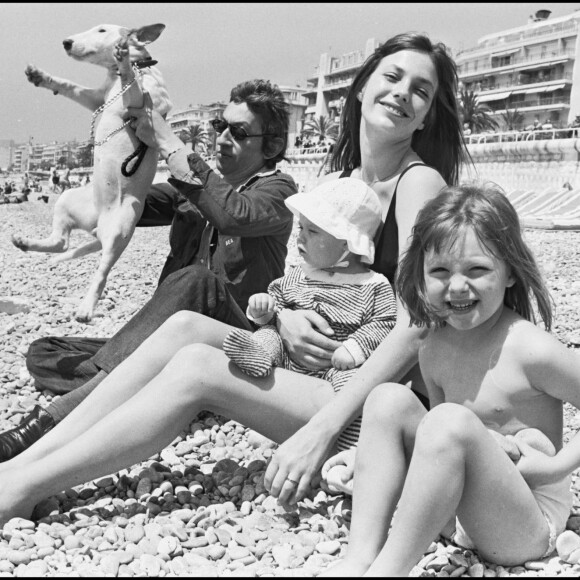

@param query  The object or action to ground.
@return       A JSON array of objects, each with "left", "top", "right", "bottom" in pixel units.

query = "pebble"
[{"left": 1, "top": 204, "right": 580, "bottom": 577}]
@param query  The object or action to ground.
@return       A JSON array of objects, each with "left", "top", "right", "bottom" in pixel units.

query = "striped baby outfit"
[{"left": 228, "top": 263, "right": 397, "bottom": 450}]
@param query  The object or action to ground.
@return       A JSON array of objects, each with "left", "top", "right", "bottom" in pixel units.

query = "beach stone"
[
  {"left": 99, "top": 553, "right": 121, "bottom": 576},
  {"left": 7, "top": 551, "right": 31, "bottom": 566},
  {"left": 556, "top": 530, "right": 580, "bottom": 561},
  {"left": 135, "top": 477, "right": 152, "bottom": 500},
  {"left": 469, "top": 563, "right": 485, "bottom": 577},
  {"left": 0, "top": 297, "right": 31, "bottom": 315},
  {"left": 157, "top": 535, "right": 180, "bottom": 556},
  {"left": 208, "top": 544, "right": 226, "bottom": 560}
]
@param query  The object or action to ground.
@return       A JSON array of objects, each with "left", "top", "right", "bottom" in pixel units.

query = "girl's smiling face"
[
  {"left": 296, "top": 215, "right": 348, "bottom": 269},
  {"left": 423, "top": 227, "right": 515, "bottom": 331}
]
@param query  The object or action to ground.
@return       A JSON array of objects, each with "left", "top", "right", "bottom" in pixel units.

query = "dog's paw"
[
  {"left": 24, "top": 64, "right": 52, "bottom": 88},
  {"left": 11, "top": 234, "right": 29, "bottom": 252},
  {"left": 114, "top": 37, "right": 130, "bottom": 63}
]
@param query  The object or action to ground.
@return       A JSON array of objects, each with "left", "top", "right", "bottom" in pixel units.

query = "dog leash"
[
  {"left": 121, "top": 142, "right": 148, "bottom": 177},
  {"left": 90, "top": 60, "right": 155, "bottom": 177}
]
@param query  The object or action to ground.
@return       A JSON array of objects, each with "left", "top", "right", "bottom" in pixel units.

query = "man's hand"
[
  {"left": 277, "top": 309, "right": 341, "bottom": 370},
  {"left": 248, "top": 293, "right": 276, "bottom": 321},
  {"left": 126, "top": 92, "right": 182, "bottom": 155}
]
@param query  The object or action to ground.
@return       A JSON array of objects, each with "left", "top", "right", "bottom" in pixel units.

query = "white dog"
[{"left": 13, "top": 23, "right": 172, "bottom": 322}]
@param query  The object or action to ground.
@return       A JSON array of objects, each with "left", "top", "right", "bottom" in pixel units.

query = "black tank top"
[{"left": 340, "top": 163, "right": 427, "bottom": 285}]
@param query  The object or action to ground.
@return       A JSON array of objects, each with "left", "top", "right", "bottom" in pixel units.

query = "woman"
[{"left": 0, "top": 32, "right": 468, "bottom": 521}]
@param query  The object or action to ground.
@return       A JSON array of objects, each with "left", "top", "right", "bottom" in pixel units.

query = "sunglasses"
[{"left": 211, "top": 118, "right": 275, "bottom": 142}]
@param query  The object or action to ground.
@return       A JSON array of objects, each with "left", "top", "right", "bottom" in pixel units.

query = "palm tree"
[
  {"left": 301, "top": 115, "right": 339, "bottom": 144},
  {"left": 179, "top": 124, "right": 210, "bottom": 155},
  {"left": 458, "top": 89, "right": 499, "bottom": 134},
  {"left": 500, "top": 108, "right": 524, "bottom": 132}
]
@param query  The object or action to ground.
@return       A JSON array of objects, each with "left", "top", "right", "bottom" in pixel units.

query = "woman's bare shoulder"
[{"left": 398, "top": 163, "right": 446, "bottom": 193}]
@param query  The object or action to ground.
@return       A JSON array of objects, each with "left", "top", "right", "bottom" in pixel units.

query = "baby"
[{"left": 223, "top": 177, "right": 397, "bottom": 450}]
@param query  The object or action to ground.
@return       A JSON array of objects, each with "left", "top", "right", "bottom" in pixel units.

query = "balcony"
[
  {"left": 457, "top": 19, "right": 579, "bottom": 58},
  {"left": 466, "top": 72, "right": 572, "bottom": 94},
  {"left": 458, "top": 49, "right": 575, "bottom": 79},
  {"left": 486, "top": 95, "right": 570, "bottom": 114}
]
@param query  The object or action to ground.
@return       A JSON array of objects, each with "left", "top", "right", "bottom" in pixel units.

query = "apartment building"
[
  {"left": 167, "top": 86, "right": 308, "bottom": 149},
  {"left": 303, "top": 38, "right": 379, "bottom": 122},
  {"left": 0, "top": 139, "right": 14, "bottom": 171},
  {"left": 167, "top": 102, "right": 228, "bottom": 134},
  {"left": 456, "top": 8, "right": 580, "bottom": 129}
]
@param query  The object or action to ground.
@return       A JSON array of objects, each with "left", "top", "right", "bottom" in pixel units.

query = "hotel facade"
[{"left": 455, "top": 9, "right": 580, "bottom": 130}]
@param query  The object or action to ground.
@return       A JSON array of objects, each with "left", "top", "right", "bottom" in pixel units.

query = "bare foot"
[
  {"left": 318, "top": 558, "right": 369, "bottom": 577},
  {"left": 0, "top": 469, "right": 38, "bottom": 526},
  {"left": 11, "top": 234, "right": 29, "bottom": 251}
]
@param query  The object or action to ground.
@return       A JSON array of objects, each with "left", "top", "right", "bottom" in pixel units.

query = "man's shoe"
[{"left": 0, "top": 406, "right": 56, "bottom": 462}]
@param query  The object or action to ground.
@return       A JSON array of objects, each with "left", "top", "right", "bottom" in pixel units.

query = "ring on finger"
[{"left": 286, "top": 477, "right": 299, "bottom": 486}]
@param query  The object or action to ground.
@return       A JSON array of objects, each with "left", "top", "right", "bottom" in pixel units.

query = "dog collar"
[{"left": 134, "top": 58, "right": 158, "bottom": 69}]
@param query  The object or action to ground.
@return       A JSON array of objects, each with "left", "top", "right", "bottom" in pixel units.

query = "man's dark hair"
[{"left": 230, "top": 79, "right": 290, "bottom": 168}]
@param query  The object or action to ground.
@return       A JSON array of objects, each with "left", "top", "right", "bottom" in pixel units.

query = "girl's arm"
[{"left": 518, "top": 328, "right": 580, "bottom": 485}]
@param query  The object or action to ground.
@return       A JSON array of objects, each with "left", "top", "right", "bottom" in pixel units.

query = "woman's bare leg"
[
  {"left": 6, "top": 311, "right": 232, "bottom": 468},
  {"left": 321, "top": 384, "right": 426, "bottom": 577},
  {"left": 365, "top": 403, "right": 551, "bottom": 576},
  {"left": 0, "top": 344, "right": 334, "bottom": 524}
]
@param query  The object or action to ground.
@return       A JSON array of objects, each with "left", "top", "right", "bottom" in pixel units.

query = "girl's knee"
[
  {"left": 417, "top": 403, "right": 479, "bottom": 449},
  {"left": 363, "top": 383, "right": 420, "bottom": 421}
]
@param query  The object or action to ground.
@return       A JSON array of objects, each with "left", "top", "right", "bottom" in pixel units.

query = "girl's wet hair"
[
  {"left": 331, "top": 32, "right": 470, "bottom": 186},
  {"left": 396, "top": 183, "right": 553, "bottom": 330}
]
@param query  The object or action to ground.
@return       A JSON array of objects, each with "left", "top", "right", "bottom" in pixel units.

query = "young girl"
[
  {"left": 224, "top": 177, "right": 397, "bottom": 452},
  {"left": 324, "top": 183, "right": 580, "bottom": 576}
]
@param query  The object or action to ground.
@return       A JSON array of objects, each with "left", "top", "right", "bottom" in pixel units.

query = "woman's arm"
[
  {"left": 266, "top": 308, "right": 427, "bottom": 506},
  {"left": 266, "top": 164, "right": 446, "bottom": 503}
]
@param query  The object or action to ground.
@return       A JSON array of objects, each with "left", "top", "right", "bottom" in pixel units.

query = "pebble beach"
[{"left": 1, "top": 196, "right": 580, "bottom": 577}]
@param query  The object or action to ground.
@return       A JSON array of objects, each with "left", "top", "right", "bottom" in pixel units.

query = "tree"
[
  {"left": 500, "top": 108, "right": 524, "bottom": 132},
  {"left": 301, "top": 115, "right": 339, "bottom": 144},
  {"left": 179, "top": 124, "right": 210, "bottom": 155},
  {"left": 458, "top": 89, "right": 499, "bottom": 134},
  {"left": 76, "top": 144, "right": 94, "bottom": 168}
]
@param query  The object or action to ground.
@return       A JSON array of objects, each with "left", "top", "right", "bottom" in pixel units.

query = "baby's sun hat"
[{"left": 285, "top": 177, "right": 382, "bottom": 264}]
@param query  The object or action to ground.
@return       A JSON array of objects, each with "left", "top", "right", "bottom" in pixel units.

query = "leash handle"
[{"left": 121, "top": 142, "right": 148, "bottom": 177}]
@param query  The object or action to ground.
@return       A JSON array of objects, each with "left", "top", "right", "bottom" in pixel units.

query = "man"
[{"left": 0, "top": 79, "right": 297, "bottom": 460}]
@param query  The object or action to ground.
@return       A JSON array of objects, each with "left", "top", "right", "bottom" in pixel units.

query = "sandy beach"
[{"left": 0, "top": 196, "right": 580, "bottom": 577}]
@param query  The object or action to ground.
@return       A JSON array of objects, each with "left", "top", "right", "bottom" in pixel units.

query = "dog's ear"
[{"left": 130, "top": 24, "right": 165, "bottom": 45}]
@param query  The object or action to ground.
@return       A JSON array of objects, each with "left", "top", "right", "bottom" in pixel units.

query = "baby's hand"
[
  {"left": 248, "top": 293, "right": 276, "bottom": 320},
  {"left": 516, "top": 444, "right": 561, "bottom": 488},
  {"left": 331, "top": 345, "right": 355, "bottom": 370},
  {"left": 321, "top": 449, "right": 356, "bottom": 495}
]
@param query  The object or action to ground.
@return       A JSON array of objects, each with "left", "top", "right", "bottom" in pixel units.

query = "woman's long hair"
[{"left": 331, "top": 32, "right": 470, "bottom": 185}]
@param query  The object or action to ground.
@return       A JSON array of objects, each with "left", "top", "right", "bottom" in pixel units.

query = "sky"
[{"left": 1, "top": 2, "right": 577, "bottom": 144}]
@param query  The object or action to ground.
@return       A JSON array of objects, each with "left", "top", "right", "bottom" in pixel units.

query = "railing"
[
  {"left": 486, "top": 95, "right": 569, "bottom": 112},
  {"left": 457, "top": 19, "right": 579, "bottom": 57},
  {"left": 287, "top": 146, "right": 332, "bottom": 156},
  {"left": 458, "top": 50, "right": 576, "bottom": 76},
  {"left": 470, "top": 72, "right": 573, "bottom": 93},
  {"left": 463, "top": 127, "right": 580, "bottom": 145}
]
